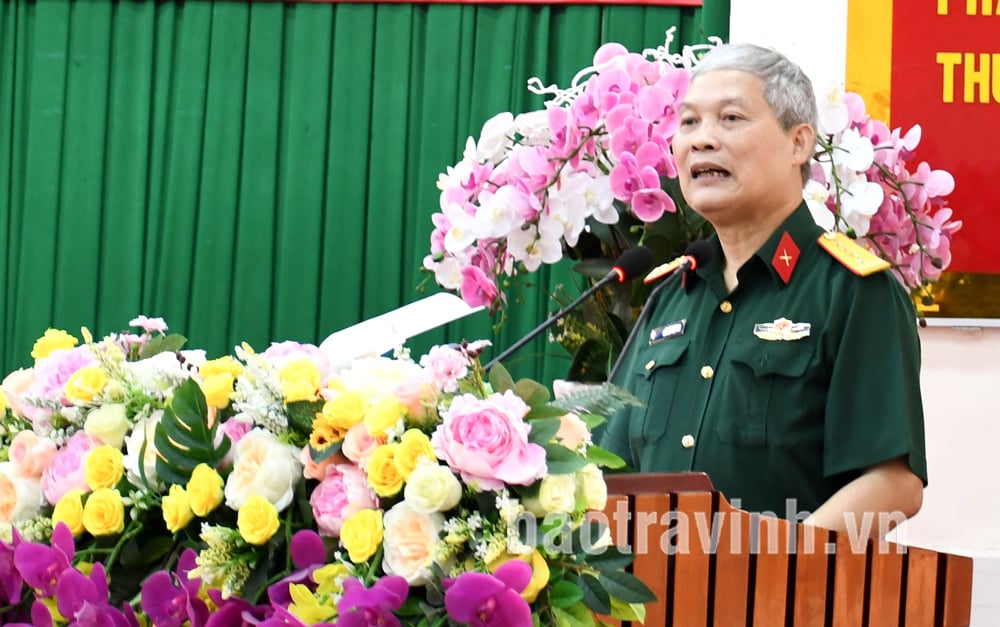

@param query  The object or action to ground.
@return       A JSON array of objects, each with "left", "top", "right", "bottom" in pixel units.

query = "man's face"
[{"left": 672, "top": 70, "right": 803, "bottom": 225}]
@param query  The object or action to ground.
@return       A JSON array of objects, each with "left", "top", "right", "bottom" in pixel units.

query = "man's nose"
[{"left": 689, "top": 121, "right": 719, "bottom": 151}]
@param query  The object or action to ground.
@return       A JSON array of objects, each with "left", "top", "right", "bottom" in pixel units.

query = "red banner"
[{"left": 891, "top": 2, "right": 1000, "bottom": 274}]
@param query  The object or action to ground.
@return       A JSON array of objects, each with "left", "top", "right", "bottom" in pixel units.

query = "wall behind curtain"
[{"left": 0, "top": 0, "right": 728, "bottom": 381}]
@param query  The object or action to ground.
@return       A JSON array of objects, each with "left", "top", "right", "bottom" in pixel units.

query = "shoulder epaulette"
[{"left": 816, "top": 231, "right": 891, "bottom": 277}]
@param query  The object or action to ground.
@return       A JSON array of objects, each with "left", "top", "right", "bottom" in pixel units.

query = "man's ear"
[{"left": 790, "top": 123, "right": 817, "bottom": 167}]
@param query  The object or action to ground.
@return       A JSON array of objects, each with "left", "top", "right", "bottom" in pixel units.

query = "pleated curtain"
[{"left": 0, "top": 0, "right": 728, "bottom": 382}]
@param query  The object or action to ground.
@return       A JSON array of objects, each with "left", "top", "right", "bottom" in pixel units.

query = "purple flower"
[
  {"left": 13, "top": 522, "right": 75, "bottom": 596},
  {"left": 335, "top": 576, "right": 408, "bottom": 627},
  {"left": 55, "top": 562, "right": 133, "bottom": 627},
  {"left": 4, "top": 600, "right": 54, "bottom": 627},
  {"left": 140, "top": 549, "right": 209, "bottom": 627},
  {"left": 443, "top": 560, "right": 533, "bottom": 627},
  {"left": 267, "top": 530, "right": 328, "bottom": 607},
  {"left": 204, "top": 590, "right": 273, "bottom": 627},
  {"left": 0, "top": 529, "right": 24, "bottom": 604}
]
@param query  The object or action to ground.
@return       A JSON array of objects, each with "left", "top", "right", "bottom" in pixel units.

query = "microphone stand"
[{"left": 483, "top": 271, "right": 622, "bottom": 373}]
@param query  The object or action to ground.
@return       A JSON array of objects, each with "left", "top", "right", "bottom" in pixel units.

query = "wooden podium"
[{"left": 599, "top": 473, "right": 974, "bottom": 626}]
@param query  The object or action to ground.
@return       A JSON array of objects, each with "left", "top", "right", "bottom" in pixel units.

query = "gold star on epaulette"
[{"left": 817, "top": 231, "right": 891, "bottom": 276}]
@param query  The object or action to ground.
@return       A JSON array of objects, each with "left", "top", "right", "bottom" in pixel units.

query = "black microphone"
[
  {"left": 483, "top": 246, "right": 654, "bottom": 372},
  {"left": 607, "top": 240, "right": 713, "bottom": 382}
]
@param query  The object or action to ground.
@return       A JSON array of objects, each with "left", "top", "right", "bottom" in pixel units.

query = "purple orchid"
[
  {"left": 268, "top": 530, "right": 328, "bottom": 607},
  {"left": 140, "top": 549, "right": 210, "bottom": 627},
  {"left": 443, "top": 560, "right": 533, "bottom": 627},
  {"left": 204, "top": 589, "right": 274, "bottom": 627},
  {"left": 3, "top": 599, "right": 55, "bottom": 627},
  {"left": 335, "top": 576, "right": 408, "bottom": 627},
  {"left": 13, "top": 522, "right": 75, "bottom": 596},
  {"left": 0, "top": 528, "right": 23, "bottom": 604},
  {"left": 55, "top": 562, "right": 135, "bottom": 627}
]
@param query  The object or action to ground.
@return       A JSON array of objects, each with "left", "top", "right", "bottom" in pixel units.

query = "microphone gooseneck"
[{"left": 483, "top": 247, "right": 654, "bottom": 372}]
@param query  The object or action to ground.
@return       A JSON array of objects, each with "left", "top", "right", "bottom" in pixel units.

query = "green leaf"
[
  {"left": 572, "top": 257, "right": 615, "bottom": 279},
  {"left": 579, "top": 572, "right": 611, "bottom": 615},
  {"left": 525, "top": 404, "right": 568, "bottom": 420},
  {"left": 514, "top": 378, "right": 550, "bottom": 405},
  {"left": 549, "top": 579, "right": 585, "bottom": 608},
  {"left": 583, "top": 545, "right": 634, "bottom": 572},
  {"left": 154, "top": 379, "right": 231, "bottom": 486},
  {"left": 308, "top": 440, "right": 343, "bottom": 464},
  {"left": 138, "top": 333, "right": 188, "bottom": 359},
  {"left": 553, "top": 602, "right": 599, "bottom": 627},
  {"left": 585, "top": 445, "right": 627, "bottom": 470},
  {"left": 567, "top": 338, "right": 611, "bottom": 383},
  {"left": 488, "top": 362, "right": 515, "bottom": 394},
  {"left": 549, "top": 382, "right": 644, "bottom": 418},
  {"left": 526, "top": 417, "right": 561, "bottom": 445},
  {"left": 608, "top": 598, "right": 647, "bottom": 622},
  {"left": 542, "top": 443, "right": 588, "bottom": 474},
  {"left": 598, "top": 570, "right": 657, "bottom": 604},
  {"left": 287, "top": 399, "right": 324, "bottom": 435},
  {"left": 580, "top": 413, "right": 605, "bottom": 430}
]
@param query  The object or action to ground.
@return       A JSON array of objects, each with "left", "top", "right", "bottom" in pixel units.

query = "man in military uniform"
[{"left": 599, "top": 43, "right": 926, "bottom": 538}]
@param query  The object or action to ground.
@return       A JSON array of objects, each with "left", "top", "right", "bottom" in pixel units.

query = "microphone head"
[
  {"left": 611, "top": 246, "right": 655, "bottom": 282},
  {"left": 683, "top": 240, "right": 714, "bottom": 271}
]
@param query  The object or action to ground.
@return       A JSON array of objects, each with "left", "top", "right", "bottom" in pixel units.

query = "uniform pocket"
[
  {"left": 631, "top": 337, "right": 690, "bottom": 445},
  {"left": 717, "top": 339, "right": 815, "bottom": 447}
]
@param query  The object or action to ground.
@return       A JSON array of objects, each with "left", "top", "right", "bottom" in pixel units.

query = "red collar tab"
[{"left": 771, "top": 231, "right": 800, "bottom": 284}]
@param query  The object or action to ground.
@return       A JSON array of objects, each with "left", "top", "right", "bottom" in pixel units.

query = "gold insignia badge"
[
  {"left": 817, "top": 231, "right": 891, "bottom": 276},
  {"left": 753, "top": 318, "right": 811, "bottom": 341}
]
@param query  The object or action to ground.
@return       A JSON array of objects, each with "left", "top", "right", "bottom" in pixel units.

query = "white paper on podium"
[{"left": 318, "top": 293, "right": 484, "bottom": 371}]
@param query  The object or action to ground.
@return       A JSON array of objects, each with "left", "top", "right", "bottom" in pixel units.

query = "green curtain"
[{"left": 0, "top": 0, "right": 729, "bottom": 382}]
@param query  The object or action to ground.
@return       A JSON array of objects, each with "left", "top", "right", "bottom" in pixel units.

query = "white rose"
[
  {"left": 124, "top": 412, "right": 164, "bottom": 491},
  {"left": 404, "top": 463, "right": 462, "bottom": 513},
  {"left": 128, "top": 352, "right": 191, "bottom": 393},
  {"left": 84, "top": 404, "right": 131, "bottom": 448},
  {"left": 0, "top": 462, "right": 43, "bottom": 523},
  {"left": 525, "top": 474, "right": 576, "bottom": 516},
  {"left": 576, "top": 463, "right": 607, "bottom": 511},
  {"left": 381, "top": 502, "right": 444, "bottom": 585},
  {"left": 224, "top": 429, "right": 303, "bottom": 512}
]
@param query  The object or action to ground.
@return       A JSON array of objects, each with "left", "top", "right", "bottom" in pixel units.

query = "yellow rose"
[
  {"left": 575, "top": 463, "right": 608, "bottom": 511},
  {"left": 84, "top": 446, "right": 125, "bottom": 491},
  {"left": 201, "top": 373, "right": 235, "bottom": 409},
  {"left": 394, "top": 430, "right": 436, "bottom": 480},
  {"left": 363, "top": 397, "right": 405, "bottom": 438},
  {"left": 82, "top": 488, "right": 125, "bottom": 536},
  {"left": 340, "top": 508, "right": 383, "bottom": 563},
  {"left": 279, "top": 359, "right": 321, "bottom": 403},
  {"left": 319, "top": 392, "right": 368, "bottom": 433},
  {"left": 162, "top": 485, "right": 195, "bottom": 533},
  {"left": 64, "top": 367, "right": 108, "bottom": 404},
  {"left": 523, "top": 474, "right": 577, "bottom": 517},
  {"left": 366, "top": 444, "right": 403, "bottom": 497},
  {"left": 84, "top": 404, "right": 130, "bottom": 448},
  {"left": 237, "top": 495, "right": 280, "bottom": 545},
  {"left": 489, "top": 550, "right": 550, "bottom": 603},
  {"left": 0, "top": 390, "right": 7, "bottom": 415},
  {"left": 199, "top": 356, "right": 244, "bottom": 379},
  {"left": 186, "top": 463, "right": 224, "bottom": 517},
  {"left": 52, "top": 489, "right": 86, "bottom": 537},
  {"left": 31, "top": 328, "right": 78, "bottom": 360}
]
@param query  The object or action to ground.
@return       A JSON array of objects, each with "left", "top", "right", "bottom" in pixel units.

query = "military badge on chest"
[{"left": 649, "top": 319, "right": 686, "bottom": 345}]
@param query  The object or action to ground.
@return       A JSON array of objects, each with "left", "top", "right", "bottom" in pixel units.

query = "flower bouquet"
[
  {"left": 0, "top": 316, "right": 651, "bottom": 625},
  {"left": 423, "top": 31, "right": 962, "bottom": 380}
]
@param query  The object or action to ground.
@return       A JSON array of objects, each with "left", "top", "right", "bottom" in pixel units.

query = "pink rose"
[
  {"left": 431, "top": 391, "right": 547, "bottom": 491},
  {"left": 8, "top": 431, "right": 57, "bottom": 480},
  {"left": 25, "top": 346, "right": 96, "bottom": 422},
  {"left": 393, "top": 372, "right": 437, "bottom": 421},
  {"left": 419, "top": 345, "right": 469, "bottom": 393},
  {"left": 310, "top": 464, "right": 377, "bottom": 537},
  {"left": 1, "top": 368, "right": 35, "bottom": 418},
  {"left": 41, "top": 431, "right": 95, "bottom": 505},
  {"left": 341, "top": 423, "right": 381, "bottom": 465}
]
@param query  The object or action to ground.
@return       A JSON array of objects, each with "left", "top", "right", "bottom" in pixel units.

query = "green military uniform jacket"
[{"left": 599, "top": 203, "right": 928, "bottom": 517}]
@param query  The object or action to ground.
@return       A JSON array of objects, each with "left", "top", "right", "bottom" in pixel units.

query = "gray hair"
[{"left": 692, "top": 43, "right": 818, "bottom": 183}]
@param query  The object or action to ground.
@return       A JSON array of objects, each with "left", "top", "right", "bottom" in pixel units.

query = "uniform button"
[
  {"left": 645, "top": 360, "right": 655, "bottom": 371},
  {"left": 720, "top": 300, "right": 733, "bottom": 314},
  {"left": 681, "top": 435, "right": 695, "bottom": 448},
  {"left": 700, "top": 365, "right": 714, "bottom": 379}
]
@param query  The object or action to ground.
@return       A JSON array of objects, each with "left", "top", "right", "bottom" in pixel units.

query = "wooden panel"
[
  {"left": 942, "top": 553, "right": 974, "bottom": 627},
  {"left": 632, "top": 493, "right": 673, "bottom": 626},
  {"left": 831, "top": 533, "right": 867, "bottom": 627},
  {"left": 712, "top": 496, "right": 751, "bottom": 625},
  {"left": 904, "top": 547, "right": 939, "bottom": 627},
  {"left": 752, "top": 515, "right": 790, "bottom": 626},
  {"left": 604, "top": 472, "right": 714, "bottom": 495},
  {"left": 672, "top": 492, "right": 713, "bottom": 627},
  {"left": 792, "top": 525, "right": 830, "bottom": 627},
  {"left": 867, "top": 544, "right": 904, "bottom": 626}
]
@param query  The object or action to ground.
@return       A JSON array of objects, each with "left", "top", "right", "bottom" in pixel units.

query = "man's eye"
[
  {"left": 680, "top": 118, "right": 697, "bottom": 126},
  {"left": 723, "top": 114, "right": 741, "bottom": 122}
]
